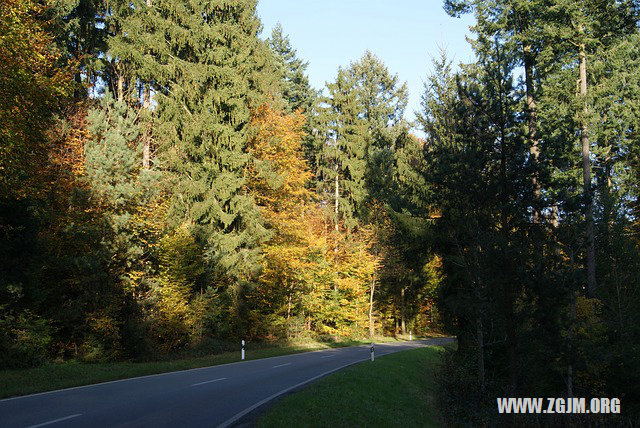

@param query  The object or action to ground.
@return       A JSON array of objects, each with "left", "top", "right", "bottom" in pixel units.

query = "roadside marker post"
[
  {"left": 241, "top": 340, "right": 245, "bottom": 361},
  {"left": 370, "top": 343, "right": 374, "bottom": 362},
  {"left": 410, "top": 331, "right": 412, "bottom": 341}
]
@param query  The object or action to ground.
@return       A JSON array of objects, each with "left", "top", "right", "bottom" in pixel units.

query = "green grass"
[
  {"left": 0, "top": 335, "right": 424, "bottom": 399},
  {"left": 258, "top": 346, "right": 444, "bottom": 428}
]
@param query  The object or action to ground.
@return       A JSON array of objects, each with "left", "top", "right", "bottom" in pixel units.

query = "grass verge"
[
  {"left": 258, "top": 346, "right": 444, "bottom": 428},
  {"left": 0, "top": 335, "right": 424, "bottom": 399}
]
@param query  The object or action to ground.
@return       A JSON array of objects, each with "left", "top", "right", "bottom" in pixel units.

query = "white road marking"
[
  {"left": 272, "top": 363, "right": 292, "bottom": 368},
  {"left": 27, "top": 414, "right": 81, "bottom": 427},
  {"left": 192, "top": 378, "right": 227, "bottom": 386},
  {"left": 320, "top": 355, "right": 335, "bottom": 358},
  {"left": 0, "top": 342, "right": 427, "bottom": 403},
  {"left": 217, "top": 342, "right": 449, "bottom": 428},
  {"left": 0, "top": 347, "right": 346, "bottom": 403}
]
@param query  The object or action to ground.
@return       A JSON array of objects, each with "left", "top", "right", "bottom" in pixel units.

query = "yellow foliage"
[
  {"left": 248, "top": 103, "right": 312, "bottom": 227},
  {"left": 148, "top": 223, "right": 205, "bottom": 352},
  {"left": 150, "top": 278, "right": 194, "bottom": 353},
  {"left": 246, "top": 104, "right": 380, "bottom": 340},
  {"left": 0, "top": 0, "right": 74, "bottom": 199}
]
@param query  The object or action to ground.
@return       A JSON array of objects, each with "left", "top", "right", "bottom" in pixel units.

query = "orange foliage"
[
  {"left": 248, "top": 104, "right": 323, "bottom": 317},
  {"left": 0, "top": 0, "right": 74, "bottom": 199},
  {"left": 46, "top": 103, "right": 91, "bottom": 191},
  {"left": 248, "top": 104, "right": 312, "bottom": 224}
]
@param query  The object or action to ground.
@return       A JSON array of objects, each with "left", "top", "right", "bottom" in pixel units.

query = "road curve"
[{"left": 0, "top": 338, "right": 453, "bottom": 428}]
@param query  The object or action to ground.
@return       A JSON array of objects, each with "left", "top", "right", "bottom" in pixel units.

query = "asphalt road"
[{"left": 0, "top": 338, "right": 453, "bottom": 428}]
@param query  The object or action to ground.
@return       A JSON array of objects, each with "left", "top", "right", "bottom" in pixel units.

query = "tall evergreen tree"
[
  {"left": 86, "top": 92, "right": 144, "bottom": 276},
  {"left": 433, "top": 1, "right": 640, "bottom": 424},
  {"left": 106, "top": 0, "right": 158, "bottom": 168},
  {"left": 545, "top": 0, "right": 639, "bottom": 296},
  {"left": 316, "top": 68, "right": 368, "bottom": 232},
  {"left": 338, "top": 51, "right": 406, "bottom": 204},
  {"left": 267, "top": 23, "right": 315, "bottom": 114},
  {"left": 267, "top": 24, "right": 319, "bottom": 175},
  {"left": 347, "top": 51, "right": 408, "bottom": 136},
  {"left": 444, "top": 0, "right": 549, "bottom": 221},
  {"left": 147, "top": 0, "right": 277, "bottom": 334},
  {"left": 315, "top": 52, "right": 410, "bottom": 229},
  {"left": 50, "top": 0, "right": 109, "bottom": 97}
]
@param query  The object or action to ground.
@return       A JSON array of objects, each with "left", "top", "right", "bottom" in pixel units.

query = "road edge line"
[
  {"left": 0, "top": 342, "right": 393, "bottom": 403},
  {"left": 217, "top": 339, "right": 452, "bottom": 428},
  {"left": 216, "top": 358, "right": 369, "bottom": 428},
  {"left": 26, "top": 413, "right": 81, "bottom": 428}
]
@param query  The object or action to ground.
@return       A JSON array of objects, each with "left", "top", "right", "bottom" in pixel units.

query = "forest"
[{"left": 1, "top": 0, "right": 639, "bottom": 425}]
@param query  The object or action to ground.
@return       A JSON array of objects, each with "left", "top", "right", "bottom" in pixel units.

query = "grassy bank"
[
  {"left": 258, "top": 346, "right": 444, "bottom": 428},
  {"left": 0, "top": 335, "right": 424, "bottom": 399}
]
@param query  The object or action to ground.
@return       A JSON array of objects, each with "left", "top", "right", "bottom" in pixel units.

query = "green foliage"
[
  {"left": 151, "top": 0, "right": 273, "bottom": 286},
  {"left": 430, "top": 1, "right": 640, "bottom": 424},
  {"left": 315, "top": 52, "right": 411, "bottom": 230},
  {"left": 148, "top": 225, "right": 206, "bottom": 352},
  {"left": 315, "top": 67, "right": 369, "bottom": 231},
  {"left": 4, "top": 4, "right": 639, "bottom": 421},
  {"left": 268, "top": 23, "right": 315, "bottom": 114},
  {"left": 50, "top": 0, "right": 108, "bottom": 95},
  {"left": 86, "top": 93, "right": 141, "bottom": 210},
  {"left": 0, "top": 309, "right": 52, "bottom": 369}
]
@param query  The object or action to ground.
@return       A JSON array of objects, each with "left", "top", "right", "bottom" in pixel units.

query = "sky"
[{"left": 256, "top": 0, "right": 476, "bottom": 126}]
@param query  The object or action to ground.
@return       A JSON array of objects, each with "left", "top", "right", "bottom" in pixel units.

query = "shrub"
[{"left": 0, "top": 309, "right": 52, "bottom": 368}]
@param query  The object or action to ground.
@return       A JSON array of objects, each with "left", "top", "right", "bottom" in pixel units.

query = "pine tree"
[
  {"left": 267, "top": 24, "right": 319, "bottom": 174},
  {"left": 345, "top": 51, "right": 409, "bottom": 211},
  {"left": 86, "top": 91, "right": 143, "bottom": 276},
  {"left": 316, "top": 68, "right": 368, "bottom": 232},
  {"left": 146, "top": 0, "right": 277, "bottom": 334},
  {"left": 545, "top": 0, "right": 639, "bottom": 296},
  {"left": 315, "top": 52, "right": 410, "bottom": 230},
  {"left": 268, "top": 23, "right": 315, "bottom": 114},
  {"left": 444, "top": 0, "right": 549, "bottom": 220},
  {"left": 347, "top": 51, "right": 408, "bottom": 139},
  {"left": 50, "top": 0, "right": 108, "bottom": 97}
]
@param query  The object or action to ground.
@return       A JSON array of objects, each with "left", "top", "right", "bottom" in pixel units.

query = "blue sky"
[{"left": 256, "top": 1, "right": 476, "bottom": 125}]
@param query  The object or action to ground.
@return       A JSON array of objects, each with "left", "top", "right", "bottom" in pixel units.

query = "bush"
[
  {"left": 435, "top": 347, "right": 496, "bottom": 427},
  {"left": 0, "top": 309, "right": 52, "bottom": 368}
]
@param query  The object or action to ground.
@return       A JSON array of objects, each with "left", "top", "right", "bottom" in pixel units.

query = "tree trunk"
[
  {"left": 334, "top": 165, "right": 339, "bottom": 232},
  {"left": 74, "top": 71, "right": 83, "bottom": 99},
  {"left": 141, "top": 0, "right": 153, "bottom": 170},
  {"left": 142, "top": 83, "right": 151, "bottom": 169},
  {"left": 568, "top": 250, "right": 577, "bottom": 398},
  {"left": 400, "top": 287, "right": 406, "bottom": 335},
  {"left": 523, "top": 44, "right": 541, "bottom": 223},
  {"left": 603, "top": 160, "right": 612, "bottom": 255},
  {"left": 333, "top": 151, "right": 339, "bottom": 292},
  {"left": 117, "top": 64, "right": 124, "bottom": 103},
  {"left": 496, "top": 62, "right": 518, "bottom": 396},
  {"left": 477, "top": 314, "right": 486, "bottom": 393},
  {"left": 579, "top": 33, "right": 597, "bottom": 297},
  {"left": 369, "top": 275, "right": 376, "bottom": 338}
]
